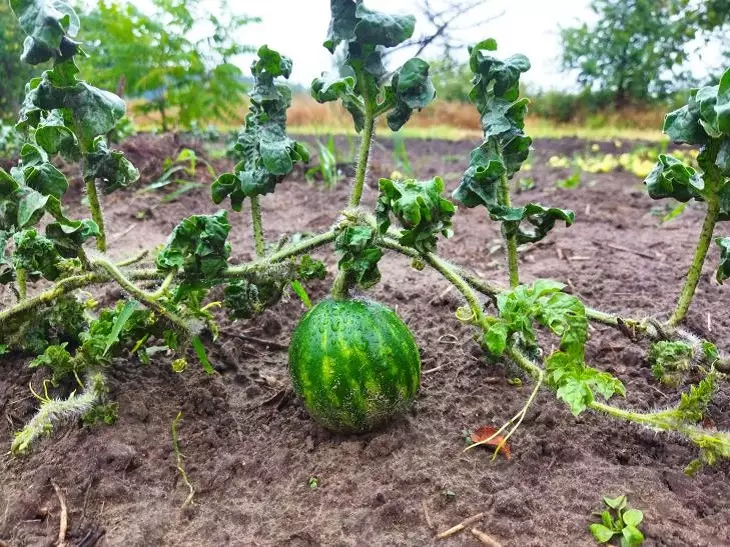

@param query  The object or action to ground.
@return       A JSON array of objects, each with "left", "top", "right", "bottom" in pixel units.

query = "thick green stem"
[
  {"left": 668, "top": 195, "right": 720, "bottom": 326},
  {"left": 16, "top": 268, "right": 27, "bottom": 301},
  {"left": 249, "top": 195, "right": 265, "bottom": 257},
  {"left": 93, "top": 258, "right": 193, "bottom": 334},
  {"left": 85, "top": 178, "right": 107, "bottom": 252},
  {"left": 498, "top": 173, "right": 519, "bottom": 287},
  {"left": 348, "top": 87, "right": 375, "bottom": 208},
  {"left": 331, "top": 271, "right": 351, "bottom": 300}
]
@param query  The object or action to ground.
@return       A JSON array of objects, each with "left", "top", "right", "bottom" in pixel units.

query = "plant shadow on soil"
[{"left": 1, "top": 135, "right": 729, "bottom": 546}]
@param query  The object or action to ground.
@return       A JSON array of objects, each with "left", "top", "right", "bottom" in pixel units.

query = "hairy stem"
[
  {"left": 498, "top": 173, "right": 520, "bottom": 288},
  {"left": 12, "top": 370, "right": 106, "bottom": 455},
  {"left": 85, "top": 178, "right": 107, "bottom": 252},
  {"left": 668, "top": 195, "right": 720, "bottom": 327},
  {"left": 349, "top": 82, "right": 375, "bottom": 208},
  {"left": 0, "top": 231, "right": 338, "bottom": 328},
  {"left": 93, "top": 258, "right": 190, "bottom": 333},
  {"left": 16, "top": 268, "right": 27, "bottom": 301},
  {"left": 249, "top": 195, "right": 265, "bottom": 257}
]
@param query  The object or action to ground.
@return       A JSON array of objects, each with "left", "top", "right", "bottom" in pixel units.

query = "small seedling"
[
  {"left": 308, "top": 476, "right": 320, "bottom": 489},
  {"left": 590, "top": 495, "right": 644, "bottom": 547}
]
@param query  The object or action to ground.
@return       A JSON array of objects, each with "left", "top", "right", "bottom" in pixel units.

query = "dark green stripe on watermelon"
[{"left": 288, "top": 298, "right": 421, "bottom": 433}]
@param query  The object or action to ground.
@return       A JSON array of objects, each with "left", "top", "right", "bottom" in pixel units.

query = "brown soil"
[{"left": 1, "top": 134, "right": 729, "bottom": 547}]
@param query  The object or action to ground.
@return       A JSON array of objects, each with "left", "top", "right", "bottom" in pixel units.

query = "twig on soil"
[
  {"left": 172, "top": 412, "right": 195, "bottom": 509},
  {"left": 422, "top": 365, "right": 445, "bottom": 375},
  {"left": 606, "top": 243, "right": 657, "bottom": 260},
  {"left": 436, "top": 512, "right": 485, "bottom": 539},
  {"left": 220, "top": 329, "right": 289, "bottom": 350},
  {"left": 471, "top": 528, "right": 503, "bottom": 547},
  {"left": 51, "top": 480, "right": 68, "bottom": 547},
  {"left": 421, "top": 500, "right": 434, "bottom": 529},
  {"left": 429, "top": 285, "right": 453, "bottom": 305}
]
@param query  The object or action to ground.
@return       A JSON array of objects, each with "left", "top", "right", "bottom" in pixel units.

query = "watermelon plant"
[{"left": 1, "top": 0, "right": 729, "bottom": 474}]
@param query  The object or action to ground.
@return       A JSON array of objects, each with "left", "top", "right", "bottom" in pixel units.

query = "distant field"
[{"left": 129, "top": 95, "right": 666, "bottom": 142}]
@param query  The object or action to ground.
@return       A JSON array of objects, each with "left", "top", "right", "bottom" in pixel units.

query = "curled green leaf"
[
  {"left": 12, "top": 228, "right": 61, "bottom": 281},
  {"left": 212, "top": 46, "right": 308, "bottom": 209},
  {"left": 10, "top": 0, "right": 80, "bottom": 64},
  {"left": 386, "top": 58, "right": 436, "bottom": 131},
  {"left": 335, "top": 225, "right": 382, "bottom": 289},
  {"left": 84, "top": 137, "right": 139, "bottom": 194},
  {"left": 716, "top": 237, "right": 730, "bottom": 284},
  {"left": 376, "top": 176, "right": 455, "bottom": 254},
  {"left": 645, "top": 154, "right": 704, "bottom": 202},
  {"left": 156, "top": 211, "right": 231, "bottom": 278},
  {"left": 45, "top": 218, "right": 100, "bottom": 258}
]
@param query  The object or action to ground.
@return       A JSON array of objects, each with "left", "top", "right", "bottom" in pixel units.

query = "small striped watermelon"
[{"left": 288, "top": 298, "right": 421, "bottom": 433}]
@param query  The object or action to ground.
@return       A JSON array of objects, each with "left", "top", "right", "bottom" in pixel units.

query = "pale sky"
[
  {"left": 130, "top": 0, "right": 723, "bottom": 91},
  {"left": 236, "top": 0, "right": 594, "bottom": 90}
]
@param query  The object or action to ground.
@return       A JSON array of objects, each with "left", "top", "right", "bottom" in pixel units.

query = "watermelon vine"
[{"left": 0, "top": 0, "right": 729, "bottom": 475}]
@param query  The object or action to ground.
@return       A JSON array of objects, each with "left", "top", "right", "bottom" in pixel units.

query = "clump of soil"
[{"left": 1, "top": 135, "right": 729, "bottom": 546}]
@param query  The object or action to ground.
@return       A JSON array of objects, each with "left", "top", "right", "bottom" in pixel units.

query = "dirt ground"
[{"left": 1, "top": 134, "right": 729, "bottom": 546}]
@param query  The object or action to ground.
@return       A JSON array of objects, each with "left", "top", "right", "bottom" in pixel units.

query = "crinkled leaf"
[
  {"left": 716, "top": 237, "right": 730, "bottom": 284},
  {"left": 678, "top": 374, "right": 716, "bottom": 423},
  {"left": 28, "top": 59, "right": 126, "bottom": 146},
  {"left": 45, "top": 218, "right": 100, "bottom": 257},
  {"left": 490, "top": 203, "right": 575, "bottom": 245},
  {"left": 311, "top": 72, "right": 365, "bottom": 131},
  {"left": 16, "top": 186, "right": 49, "bottom": 228},
  {"left": 156, "top": 211, "right": 231, "bottom": 278},
  {"left": 453, "top": 141, "right": 505, "bottom": 208},
  {"left": 213, "top": 47, "right": 308, "bottom": 208},
  {"left": 376, "top": 176, "right": 455, "bottom": 254},
  {"left": 84, "top": 136, "right": 139, "bottom": 194},
  {"left": 645, "top": 154, "right": 704, "bottom": 202},
  {"left": 715, "top": 68, "right": 730, "bottom": 135},
  {"left": 0, "top": 231, "right": 15, "bottom": 284},
  {"left": 335, "top": 225, "right": 382, "bottom": 289},
  {"left": 296, "top": 255, "right": 327, "bottom": 281},
  {"left": 10, "top": 0, "right": 80, "bottom": 64},
  {"left": 664, "top": 92, "right": 707, "bottom": 145},
  {"left": 34, "top": 109, "right": 79, "bottom": 159},
  {"left": 12, "top": 228, "right": 61, "bottom": 281},
  {"left": 386, "top": 58, "right": 436, "bottom": 131}
]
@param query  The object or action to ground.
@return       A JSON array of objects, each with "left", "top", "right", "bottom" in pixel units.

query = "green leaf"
[
  {"left": 12, "top": 229, "right": 61, "bottom": 281},
  {"left": 622, "top": 509, "right": 643, "bottom": 528},
  {"left": 644, "top": 154, "right": 704, "bottom": 202},
  {"left": 485, "top": 322, "right": 509, "bottom": 356},
  {"left": 25, "top": 58, "right": 126, "bottom": 145},
  {"left": 621, "top": 525, "right": 644, "bottom": 547},
  {"left": 213, "top": 46, "right": 308, "bottom": 208},
  {"left": 492, "top": 203, "right": 575, "bottom": 245},
  {"left": 34, "top": 109, "right": 79, "bottom": 159},
  {"left": 335, "top": 225, "right": 382, "bottom": 289},
  {"left": 678, "top": 374, "right": 716, "bottom": 423},
  {"left": 589, "top": 523, "right": 616, "bottom": 543},
  {"left": 290, "top": 280, "right": 312, "bottom": 309},
  {"left": 45, "top": 218, "right": 100, "bottom": 258},
  {"left": 386, "top": 58, "right": 436, "bottom": 131},
  {"left": 715, "top": 68, "right": 730, "bottom": 135},
  {"left": 156, "top": 211, "right": 231, "bottom": 278},
  {"left": 10, "top": 0, "right": 80, "bottom": 64},
  {"left": 603, "top": 495, "right": 627, "bottom": 511},
  {"left": 192, "top": 335, "right": 214, "bottom": 375},
  {"left": 716, "top": 237, "right": 730, "bottom": 284},
  {"left": 663, "top": 93, "right": 707, "bottom": 145},
  {"left": 103, "top": 300, "right": 140, "bottom": 356},
  {"left": 224, "top": 276, "right": 284, "bottom": 320},
  {"left": 376, "top": 176, "right": 455, "bottom": 254},
  {"left": 84, "top": 136, "right": 140, "bottom": 194},
  {"left": 16, "top": 186, "right": 49, "bottom": 228},
  {"left": 296, "top": 255, "right": 327, "bottom": 281},
  {"left": 311, "top": 73, "right": 364, "bottom": 132}
]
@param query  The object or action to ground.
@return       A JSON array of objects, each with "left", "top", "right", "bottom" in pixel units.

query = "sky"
[{"left": 236, "top": 0, "right": 595, "bottom": 90}]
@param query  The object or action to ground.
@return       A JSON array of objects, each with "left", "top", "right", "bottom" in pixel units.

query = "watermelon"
[{"left": 288, "top": 298, "right": 421, "bottom": 433}]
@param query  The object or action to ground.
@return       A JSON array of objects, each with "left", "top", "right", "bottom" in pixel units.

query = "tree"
[
  {"left": 386, "top": 0, "right": 502, "bottom": 60},
  {"left": 560, "top": 0, "right": 728, "bottom": 108},
  {"left": 0, "top": 2, "right": 37, "bottom": 119},
  {"left": 78, "top": 0, "right": 259, "bottom": 131}
]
